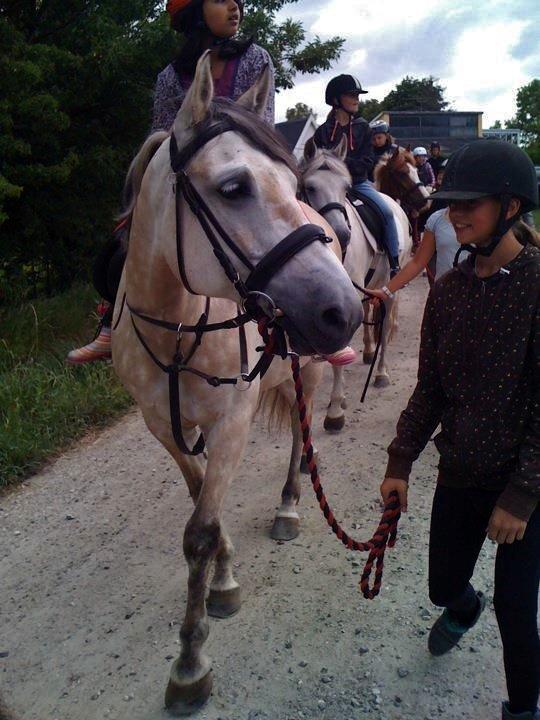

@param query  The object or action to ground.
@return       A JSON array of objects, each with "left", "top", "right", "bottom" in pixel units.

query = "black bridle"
[{"left": 123, "top": 116, "right": 333, "bottom": 456}]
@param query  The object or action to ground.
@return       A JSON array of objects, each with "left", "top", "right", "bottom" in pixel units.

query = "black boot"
[
  {"left": 428, "top": 591, "right": 486, "bottom": 656},
  {"left": 501, "top": 701, "right": 540, "bottom": 719}
]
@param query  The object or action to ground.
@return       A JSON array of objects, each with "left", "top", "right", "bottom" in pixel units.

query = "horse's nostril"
[{"left": 321, "top": 306, "right": 347, "bottom": 331}]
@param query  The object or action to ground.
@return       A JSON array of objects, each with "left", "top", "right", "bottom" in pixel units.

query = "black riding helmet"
[
  {"left": 325, "top": 75, "right": 368, "bottom": 107},
  {"left": 431, "top": 139, "right": 539, "bottom": 257}
]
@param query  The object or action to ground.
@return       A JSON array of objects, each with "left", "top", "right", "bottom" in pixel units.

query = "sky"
[{"left": 274, "top": 0, "right": 540, "bottom": 128}]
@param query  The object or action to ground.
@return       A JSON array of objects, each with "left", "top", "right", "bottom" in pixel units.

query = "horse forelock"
[
  {"left": 202, "top": 98, "right": 300, "bottom": 181},
  {"left": 301, "top": 149, "right": 350, "bottom": 185}
]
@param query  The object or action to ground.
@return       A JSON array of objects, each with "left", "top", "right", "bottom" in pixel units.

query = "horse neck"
[{"left": 125, "top": 201, "right": 206, "bottom": 324}]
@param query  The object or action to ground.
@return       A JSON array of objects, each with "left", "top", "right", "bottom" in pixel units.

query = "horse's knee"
[{"left": 184, "top": 518, "right": 221, "bottom": 563}]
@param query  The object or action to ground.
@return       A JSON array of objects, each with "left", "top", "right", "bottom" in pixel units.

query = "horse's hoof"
[
  {"left": 300, "top": 451, "right": 318, "bottom": 474},
  {"left": 324, "top": 415, "right": 345, "bottom": 432},
  {"left": 374, "top": 375, "right": 390, "bottom": 388},
  {"left": 270, "top": 515, "right": 300, "bottom": 541},
  {"left": 165, "top": 664, "right": 213, "bottom": 716},
  {"left": 341, "top": 399, "right": 348, "bottom": 410},
  {"left": 206, "top": 586, "right": 241, "bottom": 619},
  {"left": 363, "top": 352, "right": 375, "bottom": 365}
]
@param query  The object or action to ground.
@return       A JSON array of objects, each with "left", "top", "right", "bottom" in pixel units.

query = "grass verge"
[
  {"left": 1, "top": 285, "right": 133, "bottom": 486},
  {"left": 533, "top": 209, "right": 540, "bottom": 228}
]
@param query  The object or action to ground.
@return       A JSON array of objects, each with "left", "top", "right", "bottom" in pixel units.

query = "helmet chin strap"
[{"left": 453, "top": 194, "right": 518, "bottom": 266}]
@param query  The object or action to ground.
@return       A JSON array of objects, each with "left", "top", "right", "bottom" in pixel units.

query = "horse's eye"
[
  {"left": 219, "top": 180, "right": 250, "bottom": 199},
  {"left": 305, "top": 185, "right": 316, "bottom": 194}
]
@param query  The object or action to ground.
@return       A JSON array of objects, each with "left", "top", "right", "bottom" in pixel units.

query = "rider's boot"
[
  {"left": 390, "top": 255, "right": 401, "bottom": 279},
  {"left": 66, "top": 302, "right": 112, "bottom": 365},
  {"left": 322, "top": 346, "right": 357, "bottom": 366}
]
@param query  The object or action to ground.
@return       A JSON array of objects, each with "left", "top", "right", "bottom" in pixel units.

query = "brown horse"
[{"left": 374, "top": 146, "right": 432, "bottom": 249}]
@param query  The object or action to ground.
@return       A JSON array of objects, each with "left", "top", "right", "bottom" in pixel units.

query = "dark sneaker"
[
  {"left": 428, "top": 591, "right": 486, "bottom": 656},
  {"left": 502, "top": 702, "right": 540, "bottom": 719}
]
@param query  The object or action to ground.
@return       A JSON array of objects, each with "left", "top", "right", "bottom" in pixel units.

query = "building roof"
[{"left": 275, "top": 117, "right": 311, "bottom": 152}]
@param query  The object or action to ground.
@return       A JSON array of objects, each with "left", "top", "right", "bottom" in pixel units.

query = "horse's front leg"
[
  {"left": 165, "top": 414, "right": 252, "bottom": 716},
  {"left": 324, "top": 365, "right": 346, "bottom": 432},
  {"left": 374, "top": 298, "right": 394, "bottom": 388},
  {"left": 363, "top": 304, "right": 375, "bottom": 365},
  {"left": 270, "top": 401, "right": 303, "bottom": 541}
]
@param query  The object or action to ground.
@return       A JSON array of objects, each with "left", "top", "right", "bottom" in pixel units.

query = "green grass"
[
  {"left": 533, "top": 209, "right": 540, "bottom": 229},
  {"left": 0, "top": 285, "right": 133, "bottom": 486}
]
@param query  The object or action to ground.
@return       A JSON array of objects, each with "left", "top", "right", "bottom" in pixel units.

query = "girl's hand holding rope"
[{"left": 381, "top": 478, "right": 408, "bottom": 513}]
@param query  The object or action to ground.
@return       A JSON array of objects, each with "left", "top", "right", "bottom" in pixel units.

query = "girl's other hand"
[
  {"left": 487, "top": 506, "right": 527, "bottom": 544},
  {"left": 380, "top": 478, "right": 408, "bottom": 512}
]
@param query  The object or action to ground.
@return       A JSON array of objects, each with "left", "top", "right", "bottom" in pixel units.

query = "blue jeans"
[{"left": 354, "top": 180, "right": 400, "bottom": 258}]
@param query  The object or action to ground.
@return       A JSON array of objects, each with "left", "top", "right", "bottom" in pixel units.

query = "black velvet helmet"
[
  {"left": 325, "top": 75, "right": 368, "bottom": 105},
  {"left": 432, "top": 139, "right": 538, "bottom": 212}
]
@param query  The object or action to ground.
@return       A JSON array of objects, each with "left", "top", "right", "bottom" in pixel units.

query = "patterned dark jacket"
[
  {"left": 386, "top": 243, "right": 540, "bottom": 521},
  {"left": 151, "top": 43, "right": 275, "bottom": 132}
]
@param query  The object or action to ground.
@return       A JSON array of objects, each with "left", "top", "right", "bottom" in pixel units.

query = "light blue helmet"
[{"left": 370, "top": 120, "right": 389, "bottom": 135}]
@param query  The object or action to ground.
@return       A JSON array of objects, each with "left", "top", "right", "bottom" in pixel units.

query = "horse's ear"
[
  {"left": 173, "top": 50, "right": 214, "bottom": 132},
  {"left": 405, "top": 143, "right": 411, "bottom": 152},
  {"left": 391, "top": 145, "right": 400, "bottom": 159},
  {"left": 303, "top": 136, "right": 318, "bottom": 162},
  {"left": 334, "top": 135, "right": 348, "bottom": 162},
  {"left": 236, "top": 64, "right": 271, "bottom": 117}
]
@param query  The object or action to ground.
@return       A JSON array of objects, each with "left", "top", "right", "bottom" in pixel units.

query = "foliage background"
[{"left": 0, "top": 0, "right": 343, "bottom": 301}]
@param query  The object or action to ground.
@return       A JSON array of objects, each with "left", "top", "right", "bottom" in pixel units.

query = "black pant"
[
  {"left": 429, "top": 485, "right": 540, "bottom": 713},
  {"left": 92, "top": 231, "right": 127, "bottom": 327}
]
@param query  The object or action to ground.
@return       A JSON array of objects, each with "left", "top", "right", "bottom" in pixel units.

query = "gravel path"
[{"left": 1, "top": 276, "right": 506, "bottom": 720}]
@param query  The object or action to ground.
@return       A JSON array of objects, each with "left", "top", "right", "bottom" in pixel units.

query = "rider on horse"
[{"left": 313, "top": 75, "right": 401, "bottom": 277}]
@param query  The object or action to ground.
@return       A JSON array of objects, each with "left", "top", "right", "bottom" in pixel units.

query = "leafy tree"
[
  {"left": 243, "top": 1, "right": 344, "bottom": 90},
  {"left": 356, "top": 98, "right": 382, "bottom": 122},
  {"left": 286, "top": 102, "right": 314, "bottom": 121},
  {"left": 490, "top": 120, "right": 503, "bottom": 129},
  {"left": 509, "top": 79, "right": 540, "bottom": 143},
  {"left": 0, "top": 0, "right": 344, "bottom": 299},
  {"left": 382, "top": 76, "right": 449, "bottom": 112}
]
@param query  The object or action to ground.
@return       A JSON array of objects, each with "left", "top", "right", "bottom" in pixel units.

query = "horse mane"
[
  {"left": 374, "top": 147, "right": 415, "bottom": 195},
  {"left": 299, "top": 146, "right": 351, "bottom": 185},
  {"left": 117, "top": 130, "right": 169, "bottom": 231}
]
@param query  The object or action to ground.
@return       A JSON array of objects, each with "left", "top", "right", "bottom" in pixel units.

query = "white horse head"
[
  {"left": 301, "top": 136, "right": 352, "bottom": 250},
  {"left": 125, "top": 52, "right": 362, "bottom": 355}
]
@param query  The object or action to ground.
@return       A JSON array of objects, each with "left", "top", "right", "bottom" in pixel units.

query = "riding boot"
[
  {"left": 390, "top": 255, "right": 401, "bottom": 279},
  {"left": 66, "top": 301, "right": 113, "bottom": 365},
  {"left": 502, "top": 702, "right": 540, "bottom": 719}
]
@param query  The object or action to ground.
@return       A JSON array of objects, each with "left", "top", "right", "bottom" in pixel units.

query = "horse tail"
[
  {"left": 256, "top": 387, "right": 291, "bottom": 435},
  {"left": 116, "top": 130, "right": 169, "bottom": 234}
]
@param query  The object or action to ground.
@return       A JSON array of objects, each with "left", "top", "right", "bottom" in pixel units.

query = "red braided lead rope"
[{"left": 290, "top": 354, "right": 401, "bottom": 599}]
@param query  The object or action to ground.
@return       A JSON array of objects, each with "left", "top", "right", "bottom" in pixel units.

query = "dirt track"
[{"left": 1, "top": 276, "right": 506, "bottom": 720}]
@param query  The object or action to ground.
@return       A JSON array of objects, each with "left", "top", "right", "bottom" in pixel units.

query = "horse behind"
[
  {"left": 112, "top": 53, "right": 363, "bottom": 715},
  {"left": 301, "top": 138, "right": 419, "bottom": 430}
]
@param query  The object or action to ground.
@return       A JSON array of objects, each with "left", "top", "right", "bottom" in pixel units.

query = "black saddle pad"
[{"left": 347, "top": 188, "right": 385, "bottom": 251}]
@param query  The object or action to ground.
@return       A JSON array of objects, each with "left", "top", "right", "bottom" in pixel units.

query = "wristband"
[{"left": 382, "top": 285, "right": 395, "bottom": 299}]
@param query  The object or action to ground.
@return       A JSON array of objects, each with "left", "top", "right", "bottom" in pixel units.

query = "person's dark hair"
[
  {"left": 513, "top": 219, "right": 540, "bottom": 249},
  {"left": 172, "top": 0, "right": 252, "bottom": 77}
]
